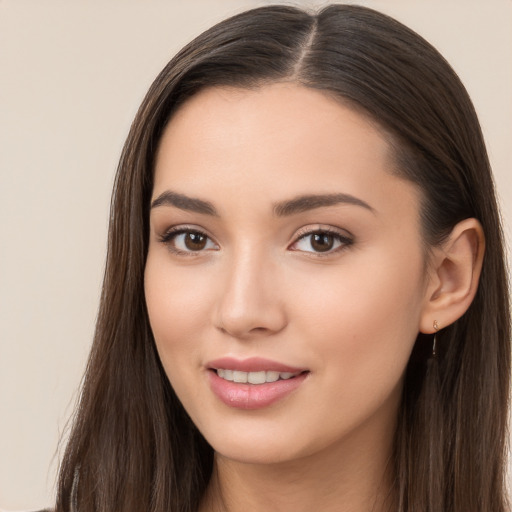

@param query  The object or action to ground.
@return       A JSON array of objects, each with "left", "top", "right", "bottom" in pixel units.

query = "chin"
[
  {"left": 199, "top": 420, "right": 339, "bottom": 467},
  {"left": 213, "top": 442, "right": 304, "bottom": 466}
]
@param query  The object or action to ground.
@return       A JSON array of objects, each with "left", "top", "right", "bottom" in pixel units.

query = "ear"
[{"left": 419, "top": 218, "right": 485, "bottom": 334}]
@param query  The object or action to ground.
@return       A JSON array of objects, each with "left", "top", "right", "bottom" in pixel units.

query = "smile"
[
  {"left": 216, "top": 369, "right": 301, "bottom": 384},
  {"left": 207, "top": 358, "right": 309, "bottom": 409}
]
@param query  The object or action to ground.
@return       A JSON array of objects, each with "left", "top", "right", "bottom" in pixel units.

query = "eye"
[
  {"left": 290, "top": 229, "right": 353, "bottom": 255},
  {"left": 159, "top": 227, "right": 218, "bottom": 255}
]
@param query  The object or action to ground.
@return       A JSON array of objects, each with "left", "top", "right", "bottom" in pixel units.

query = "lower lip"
[{"left": 208, "top": 370, "right": 309, "bottom": 410}]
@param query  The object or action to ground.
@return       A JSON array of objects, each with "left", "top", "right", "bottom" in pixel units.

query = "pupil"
[
  {"left": 185, "top": 232, "right": 207, "bottom": 251},
  {"left": 311, "top": 233, "right": 333, "bottom": 252}
]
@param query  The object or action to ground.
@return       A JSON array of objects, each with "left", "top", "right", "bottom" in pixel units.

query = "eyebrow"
[
  {"left": 150, "top": 190, "right": 374, "bottom": 217},
  {"left": 151, "top": 190, "right": 218, "bottom": 216},
  {"left": 273, "top": 193, "right": 375, "bottom": 216}
]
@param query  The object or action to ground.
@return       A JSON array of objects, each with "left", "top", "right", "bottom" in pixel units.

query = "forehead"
[
  {"left": 153, "top": 83, "right": 420, "bottom": 222},
  {"left": 158, "top": 84, "right": 391, "bottom": 164}
]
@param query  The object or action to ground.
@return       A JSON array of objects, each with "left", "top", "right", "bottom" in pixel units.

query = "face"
[{"left": 145, "top": 83, "right": 430, "bottom": 465}]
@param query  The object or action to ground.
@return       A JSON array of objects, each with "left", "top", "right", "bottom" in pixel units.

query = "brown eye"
[
  {"left": 160, "top": 228, "right": 218, "bottom": 254},
  {"left": 184, "top": 232, "right": 207, "bottom": 251},
  {"left": 290, "top": 229, "right": 353, "bottom": 255},
  {"left": 311, "top": 233, "right": 335, "bottom": 252}
]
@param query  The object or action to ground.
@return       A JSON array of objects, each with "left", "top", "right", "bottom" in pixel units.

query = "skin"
[{"left": 144, "top": 83, "right": 481, "bottom": 512}]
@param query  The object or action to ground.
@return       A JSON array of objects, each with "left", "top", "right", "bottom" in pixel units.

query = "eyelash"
[
  {"left": 158, "top": 225, "right": 354, "bottom": 257},
  {"left": 291, "top": 227, "right": 354, "bottom": 257},
  {"left": 158, "top": 226, "right": 217, "bottom": 257}
]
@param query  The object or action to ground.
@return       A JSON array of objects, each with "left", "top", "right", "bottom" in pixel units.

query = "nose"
[{"left": 213, "top": 248, "right": 288, "bottom": 339}]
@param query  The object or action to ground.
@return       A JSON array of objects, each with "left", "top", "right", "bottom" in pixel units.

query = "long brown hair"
[{"left": 56, "top": 5, "right": 510, "bottom": 511}]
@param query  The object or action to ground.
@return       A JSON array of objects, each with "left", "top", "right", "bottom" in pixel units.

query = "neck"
[{"left": 199, "top": 412, "right": 397, "bottom": 512}]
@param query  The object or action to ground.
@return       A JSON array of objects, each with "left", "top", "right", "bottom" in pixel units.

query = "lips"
[
  {"left": 206, "top": 357, "right": 309, "bottom": 409},
  {"left": 207, "top": 356, "right": 305, "bottom": 374}
]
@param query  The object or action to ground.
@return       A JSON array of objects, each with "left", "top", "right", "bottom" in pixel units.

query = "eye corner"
[
  {"left": 157, "top": 225, "right": 219, "bottom": 256},
  {"left": 289, "top": 226, "right": 354, "bottom": 257}
]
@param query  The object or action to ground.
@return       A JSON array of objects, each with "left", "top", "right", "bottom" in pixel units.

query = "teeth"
[
  {"left": 248, "top": 371, "right": 266, "bottom": 384},
  {"left": 266, "top": 371, "right": 280, "bottom": 382},
  {"left": 216, "top": 369, "right": 300, "bottom": 384},
  {"left": 217, "top": 369, "right": 234, "bottom": 381},
  {"left": 233, "top": 371, "right": 248, "bottom": 383}
]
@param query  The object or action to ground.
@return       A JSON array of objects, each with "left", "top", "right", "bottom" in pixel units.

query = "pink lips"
[
  {"left": 207, "top": 357, "right": 304, "bottom": 373},
  {"left": 206, "top": 357, "right": 309, "bottom": 410}
]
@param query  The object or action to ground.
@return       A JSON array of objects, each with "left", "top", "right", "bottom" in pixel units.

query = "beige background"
[{"left": 1, "top": 0, "right": 510, "bottom": 509}]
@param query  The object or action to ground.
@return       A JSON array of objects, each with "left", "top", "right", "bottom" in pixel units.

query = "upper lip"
[{"left": 206, "top": 357, "right": 306, "bottom": 373}]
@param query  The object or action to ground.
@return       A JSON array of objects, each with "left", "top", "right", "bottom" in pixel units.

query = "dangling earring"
[{"left": 432, "top": 319, "right": 440, "bottom": 357}]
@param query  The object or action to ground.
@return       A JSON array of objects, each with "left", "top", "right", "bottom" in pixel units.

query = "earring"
[{"left": 432, "top": 319, "right": 440, "bottom": 357}]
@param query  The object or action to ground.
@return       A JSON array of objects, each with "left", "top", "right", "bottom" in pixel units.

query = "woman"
[{"left": 55, "top": 4, "right": 510, "bottom": 512}]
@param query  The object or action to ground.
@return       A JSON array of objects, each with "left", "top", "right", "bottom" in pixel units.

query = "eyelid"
[
  {"left": 294, "top": 224, "right": 353, "bottom": 239},
  {"left": 289, "top": 225, "right": 354, "bottom": 256},
  {"left": 158, "top": 224, "right": 219, "bottom": 256},
  {"left": 157, "top": 223, "right": 353, "bottom": 257}
]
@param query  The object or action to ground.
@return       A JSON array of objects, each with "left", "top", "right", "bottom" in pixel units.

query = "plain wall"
[{"left": 1, "top": 0, "right": 511, "bottom": 509}]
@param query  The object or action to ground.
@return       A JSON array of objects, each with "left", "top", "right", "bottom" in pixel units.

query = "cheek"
[
  {"left": 144, "top": 256, "right": 214, "bottom": 378},
  {"left": 293, "top": 251, "right": 425, "bottom": 400}
]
